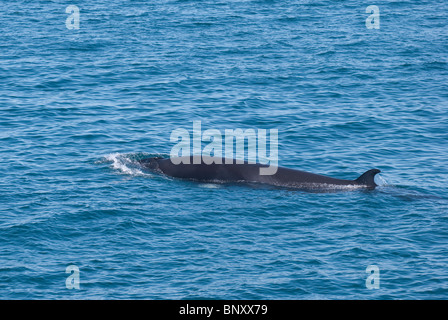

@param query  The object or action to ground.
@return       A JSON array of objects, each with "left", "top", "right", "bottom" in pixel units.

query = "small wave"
[{"left": 376, "top": 185, "right": 448, "bottom": 202}]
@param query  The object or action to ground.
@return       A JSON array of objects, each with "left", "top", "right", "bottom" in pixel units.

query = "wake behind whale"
[{"left": 138, "top": 156, "right": 381, "bottom": 191}]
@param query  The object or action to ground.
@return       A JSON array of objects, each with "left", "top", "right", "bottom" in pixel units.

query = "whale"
[{"left": 138, "top": 156, "right": 381, "bottom": 190}]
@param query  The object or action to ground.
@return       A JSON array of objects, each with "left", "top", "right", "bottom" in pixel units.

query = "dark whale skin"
[{"left": 139, "top": 156, "right": 380, "bottom": 190}]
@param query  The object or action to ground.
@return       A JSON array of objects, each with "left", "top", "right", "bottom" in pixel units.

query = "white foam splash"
[
  {"left": 292, "top": 183, "right": 365, "bottom": 190},
  {"left": 375, "top": 174, "right": 388, "bottom": 187},
  {"left": 198, "top": 183, "right": 222, "bottom": 189},
  {"left": 103, "top": 153, "right": 148, "bottom": 176}
]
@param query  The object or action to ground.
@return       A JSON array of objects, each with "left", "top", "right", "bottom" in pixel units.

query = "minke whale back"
[{"left": 139, "top": 156, "right": 380, "bottom": 190}]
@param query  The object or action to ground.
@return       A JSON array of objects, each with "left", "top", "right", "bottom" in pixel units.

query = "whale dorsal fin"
[{"left": 355, "top": 169, "right": 381, "bottom": 187}]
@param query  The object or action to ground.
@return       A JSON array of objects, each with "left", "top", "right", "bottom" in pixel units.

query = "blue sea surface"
[{"left": 1, "top": 0, "right": 447, "bottom": 299}]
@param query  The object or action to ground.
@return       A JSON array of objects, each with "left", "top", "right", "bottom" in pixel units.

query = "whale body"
[{"left": 139, "top": 156, "right": 380, "bottom": 190}]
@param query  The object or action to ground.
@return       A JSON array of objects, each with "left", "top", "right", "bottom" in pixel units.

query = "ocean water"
[{"left": 1, "top": 0, "right": 447, "bottom": 299}]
